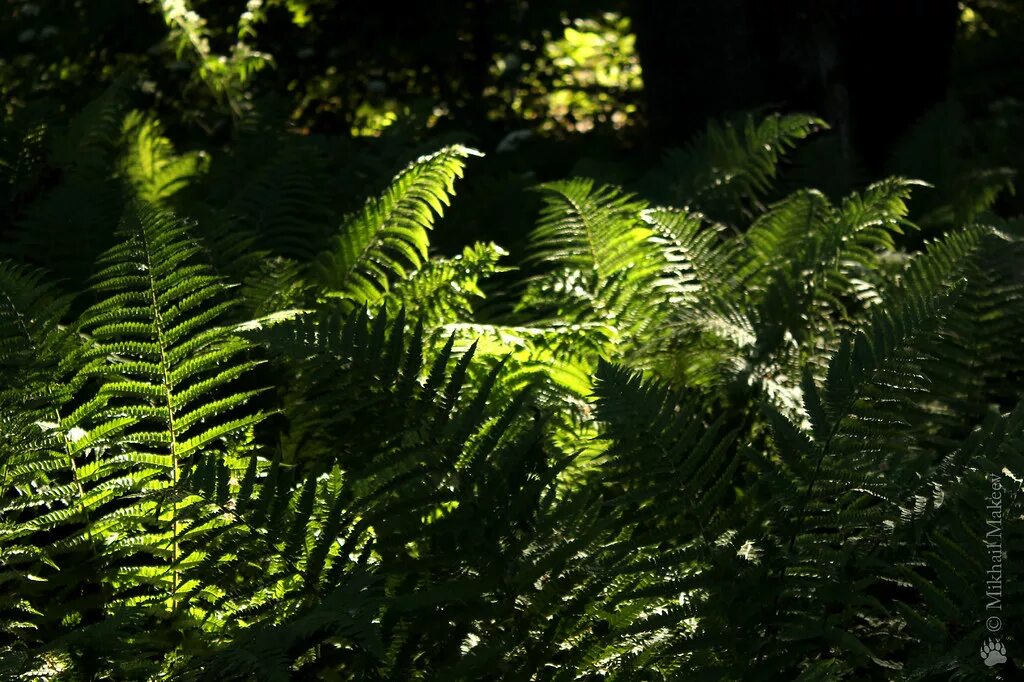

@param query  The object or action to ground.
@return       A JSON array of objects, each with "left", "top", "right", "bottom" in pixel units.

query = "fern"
[
  {"left": 3, "top": 107, "right": 1024, "bottom": 679},
  {"left": 199, "top": 133, "right": 335, "bottom": 266},
  {"left": 6, "top": 83, "right": 131, "bottom": 282},
  {"left": 180, "top": 305, "right": 620, "bottom": 678},
  {"left": 315, "top": 145, "right": 481, "bottom": 306},
  {"left": 517, "top": 178, "right": 666, "bottom": 361},
  {"left": 651, "top": 112, "right": 826, "bottom": 222},
  {"left": 0, "top": 261, "right": 75, "bottom": 397},
  {"left": 85, "top": 205, "right": 263, "bottom": 602},
  {"left": 119, "top": 110, "right": 207, "bottom": 205},
  {"left": 382, "top": 241, "right": 507, "bottom": 327}
]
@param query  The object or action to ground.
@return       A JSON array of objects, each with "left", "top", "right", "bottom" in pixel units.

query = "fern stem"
[{"left": 137, "top": 224, "right": 182, "bottom": 610}]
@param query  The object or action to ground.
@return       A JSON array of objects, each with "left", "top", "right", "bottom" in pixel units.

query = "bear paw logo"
[{"left": 981, "top": 638, "right": 1007, "bottom": 667}]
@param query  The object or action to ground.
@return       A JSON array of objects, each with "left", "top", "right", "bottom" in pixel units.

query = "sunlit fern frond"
[
  {"left": 68, "top": 202, "right": 265, "bottom": 605},
  {"left": 0, "top": 274, "right": 123, "bottom": 659},
  {"left": 172, "top": 304, "right": 609, "bottom": 679},
  {"left": 527, "top": 179, "right": 650, "bottom": 281},
  {"left": 521, "top": 179, "right": 665, "bottom": 346},
  {"left": 79, "top": 203, "right": 265, "bottom": 468},
  {"left": 649, "top": 179, "right": 921, "bottom": 413},
  {"left": 741, "top": 178, "right": 917, "bottom": 317},
  {"left": 435, "top": 319, "right": 617, "bottom": 452},
  {"left": 119, "top": 110, "right": 207, "bottom": 205},
  {"left": 315, "top": 145, "right": 481, "bottom": 306},
  {"left": 635, "top": 205, "right": 751, "bottom": 380},
  {"left": 640, "top": 206, "right": 736, "bottom": 305},
  {"left": 382, "top": 241, "right": 507, "bottom": 327}
]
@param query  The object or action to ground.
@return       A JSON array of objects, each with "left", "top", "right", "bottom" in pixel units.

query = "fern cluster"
[{"left": 1, "top": 98, "right": 1023, "bottom": 679}]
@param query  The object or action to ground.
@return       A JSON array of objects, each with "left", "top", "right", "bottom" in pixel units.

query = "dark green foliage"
[
  {"left": 2, "top": 99, "right": 1023, "bottom": 681},
  {"left": 647, "top": 113, "right": 827, "bottom": 225}
]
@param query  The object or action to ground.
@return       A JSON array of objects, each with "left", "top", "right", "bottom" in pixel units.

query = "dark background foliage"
[{"left": 5, "top": 1, "right": 1024, "bottom": 243}]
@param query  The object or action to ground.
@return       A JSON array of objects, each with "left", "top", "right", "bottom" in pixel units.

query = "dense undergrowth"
[{"left": 2, "top": 83, "right": 1024, "bottom": 680}]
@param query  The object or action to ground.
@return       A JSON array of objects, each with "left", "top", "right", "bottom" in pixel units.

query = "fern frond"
[
  {"left": 68, "top": 202, "right": 265, "bottom": 604},
  {"left": 5, "top": 83, "right": 132, "bottom": 282},
  {"left": 0, "top": 261, "right": 73, "bottom": 392},
  {"left": 640, "top": 206, "right": 735, "bottom": 304},
  {"left": 51, "top": 78, "right": 131, "bottom": 178},
  {"left": 203, "top": 135, "right": 335, "bottom": 264},
  {"left": 521, "top": 178, "right": 665, "bottom": 346},
  {"left": 593, "top": 359, "right": 740, "bottom": 542},
  {"left": 382, "top": 241, "right": 506, "bottom": 326},
  {"left": 315, "top": 145, "right": 481, "bottom": 305},
  {"left": 654, "top": 113, "right": 825, "bottom": 222},
  {"left": 775, "top": 225, "right": 993, "bottom": 545},
  {"left": 120, "top": 110, "right": 207, "bottom": 204}
]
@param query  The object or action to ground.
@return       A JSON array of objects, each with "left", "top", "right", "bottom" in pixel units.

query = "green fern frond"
[
  {"left": 640, "top": 206, "right": 734, "bottom": 304},
  {"left": 528, "top": 179, "right": 650, "bottom": 280},
  {"left": 593, "top": 359, "right": 740, "bottom": 541},
  {"left": 172, "top": 304, "right": 616, "bottom": 678},
  {"left": 67, "top": 202, "right": 266, "bottom": 604},
  {"left": 654, "top": 113, "right": 826, "bottom": 221},
  {"left": 522, "top": 179, "right": 664, "bottom": 346},
  {"left": 51, "top": 78, "right": 131, "bottom": 178},
  {"left": 6, "top": 83, "right": 132, "bottom": 282},
  {"left": 820, "top": 225, "right": 986, "bottom": 430},
  {"left": 315, "top": 145, "right": 481, "bottom": 305},
  {"left": 382, "top": 241, "right": 507, "bottom": 326},
  {"left": 0, "top": 102, "right": 49, "bottom": 207},
  {"left": 120, "top": 110, "right": 207, "bottom": 204},
  {"left": 776, "top": 225, "right": 993, "bottom": 541},
  {"left": 0, "top": 261, "right": 74, "bottom": 392},
  {"left": 238, "top": 256, "right": 310, "bottom": 317}
]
